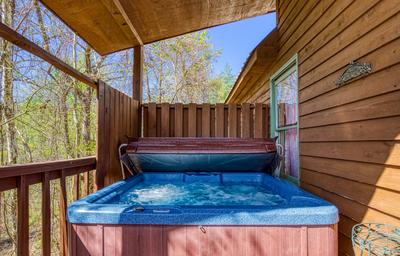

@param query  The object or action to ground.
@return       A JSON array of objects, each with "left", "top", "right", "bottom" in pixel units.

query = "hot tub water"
[{"left": 109, "top": 182, "right": 287, "bottom": 206}]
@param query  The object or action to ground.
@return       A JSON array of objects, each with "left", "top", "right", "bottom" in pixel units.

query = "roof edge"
[{"left": 225, "top": 27, "right": 278, "bottom": 103}]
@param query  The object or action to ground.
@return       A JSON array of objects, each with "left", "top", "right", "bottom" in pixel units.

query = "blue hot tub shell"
[{"left": 67, "top": 172, "right": 338, "bottom": 226}]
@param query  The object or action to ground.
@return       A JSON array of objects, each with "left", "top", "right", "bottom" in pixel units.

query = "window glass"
[{"left": 276, "top": 69, "right": 297, "bottom": 128}]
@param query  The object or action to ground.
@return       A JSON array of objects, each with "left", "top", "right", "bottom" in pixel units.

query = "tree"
[
  {"left": 144, "top": 31, "right": 223, "bottom": 103},
  {"left": 209, "top": 64, "right": 236, "bottom": 103},
  {"left": 1, "top": 0, "right": 17, "bottom": 165}
]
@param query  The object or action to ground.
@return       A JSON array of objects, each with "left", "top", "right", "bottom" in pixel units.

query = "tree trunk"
[
  {"left": 81, "top": 87, "right": 92, "bottom": 155},
  {"left": 33, "top": 0, "right": 49, "bottom": 51},
  {"left": 72, "top": 34, "right": 81, "bottom": 158},
  {"left": 81, "top": 46, "right": 93, "bottom": 155},
  {"left": 145, "top": 70, "right": 152, "bottom": 102},
  {"left": 60, "top": 90, "right": 74, "bottom": 158},
  {"left": 1, "top": 0, "right": 17, "bottom": 165},
  {"left": 0, "top": 2, "right": 17, "bottom": 252}
]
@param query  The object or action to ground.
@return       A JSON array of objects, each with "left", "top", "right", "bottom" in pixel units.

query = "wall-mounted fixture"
[{"left": 336, "top": 61, "right": 372, "bottom": 86}]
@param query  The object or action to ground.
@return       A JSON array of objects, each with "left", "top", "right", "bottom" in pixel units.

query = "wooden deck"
[{"left": 5, "top": 0, "right": 399, "bottom": 254}]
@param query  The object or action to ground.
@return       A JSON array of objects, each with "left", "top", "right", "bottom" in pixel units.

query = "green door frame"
[{"left": 269, "top": 54, "right": 300, "bottom": 185}]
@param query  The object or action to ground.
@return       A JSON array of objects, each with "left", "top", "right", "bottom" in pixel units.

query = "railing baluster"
[
  {"left": 161, "top": 103, "right": 170, "bottom": 137},
  {"left": 59, "top": 170, "right": 68, "bottom": 256},
  {"left": 241, "top": 103, "right": 251, "bottom": 138},
  {"left": 228, "top": 103, "right": 237, "bottom": 137},
  {"left": 84, "top": 172, "right": 89, "bottom": 196},
  {"left": 42, "top": 172, "right": 51, "bottom": 256},
  {"left": 92, "top": 170, "right": 96, "bottom": 193},
  {"left": 17, "top": 175, "right": 29, "bottom": 256},
  {"left": 148, "top": 103, "right": 157, "bottom": 137},
  {"left": 201, "top": 103, "right": 211, "bottom": 137},
  {"left": 254, "top": 103, "right": 263, "bottom": 138},
  {"left": 73, "top": 174, "right": 80, "bottom": 200},
  {"left": 188, "top": 103, "right": 197, "bottom": 137},
  {"left": 174, "top": 103, "right": 183, "bottom": 137},
  {"left": 215, "top": 104, "right": 225, "bottom": 137}
]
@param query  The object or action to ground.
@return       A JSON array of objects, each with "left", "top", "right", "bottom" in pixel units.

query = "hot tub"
[
  {"left": 67, "top": 138, "right": 338, "bottom": 256},
  {"left": 68, "top": 172, "right": 338, "bottom": 255}
]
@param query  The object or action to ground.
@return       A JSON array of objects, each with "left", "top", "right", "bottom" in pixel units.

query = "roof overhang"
[
  {"left": 40, "top": 0, "right": 275, "bottom": 55},
  {"left": 225, "top": 28, "right": 278, "bottom": 103}
]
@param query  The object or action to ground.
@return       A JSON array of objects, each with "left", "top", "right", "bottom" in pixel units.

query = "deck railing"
[
  {"left": 141, "top": 103, "right": 270, "bottom": 138},
  {"left": 0, "top": 157, "right": 96, "bottom": 255}
]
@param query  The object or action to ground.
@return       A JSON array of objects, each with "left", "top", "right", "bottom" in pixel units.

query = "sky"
[{"left": 208, "top": 12, "right": 276, "bottom": 77}]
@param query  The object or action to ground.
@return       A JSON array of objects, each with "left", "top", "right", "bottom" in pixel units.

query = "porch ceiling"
[{"left": 39, "top": 0, "right": 275, "bottom": 55}]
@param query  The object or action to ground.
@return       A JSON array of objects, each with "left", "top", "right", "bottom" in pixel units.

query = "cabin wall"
[{"left": 231, "top": 0, "right": 400, "bottom": 255}]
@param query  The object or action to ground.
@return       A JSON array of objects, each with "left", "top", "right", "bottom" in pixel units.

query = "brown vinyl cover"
[{"left": 125, "top": 137, "right": 277, "bottom": 154}]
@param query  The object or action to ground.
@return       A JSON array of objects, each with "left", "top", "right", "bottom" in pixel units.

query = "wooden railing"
[
  {"left": 0, "top": 157, "right": 96, "bottom": 256},
  {"left": 141, "top": 103, "right": 270, "bottom": 138},
  {"left": 0, "top": 19, "right": 132, "bottom": 256}
]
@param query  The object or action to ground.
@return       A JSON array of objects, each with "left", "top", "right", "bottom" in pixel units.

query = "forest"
[{"left": 0, "top": 0, "right": 235, "bottom": 254}]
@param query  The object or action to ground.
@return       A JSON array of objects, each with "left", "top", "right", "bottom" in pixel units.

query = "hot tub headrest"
[{"left": 122, "top": 138, "right": 279, "bottom": 173}]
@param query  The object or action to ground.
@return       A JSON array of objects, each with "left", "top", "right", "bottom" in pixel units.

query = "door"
[{"left": 270, "top": 55, "right": 299, "bottom": 183}]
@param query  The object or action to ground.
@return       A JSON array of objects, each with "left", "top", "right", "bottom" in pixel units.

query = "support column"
[
  {"left": 133, "top": 45, "right": 143, "bottom": 102},
  {"left": 96, "top": 80, "right": 106, "bottom": 189}
]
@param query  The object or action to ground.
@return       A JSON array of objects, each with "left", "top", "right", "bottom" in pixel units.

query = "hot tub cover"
[{"left": 122, "top": 138, "right": 279, "bottom": 173}]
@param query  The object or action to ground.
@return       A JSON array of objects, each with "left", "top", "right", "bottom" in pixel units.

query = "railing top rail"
[
  {"left": 0, "top": 156, "right": 96, "bottom": 179},
  {"left": 141, "top": 103, "right": 268, "bottom": 108},
  {"left": 0, "top": 22, "right": 97, "bottom": 88}
]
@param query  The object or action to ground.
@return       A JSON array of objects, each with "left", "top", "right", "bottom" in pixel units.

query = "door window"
[{"left": 270, "top": 56, "right": 299, "bottom": 182}]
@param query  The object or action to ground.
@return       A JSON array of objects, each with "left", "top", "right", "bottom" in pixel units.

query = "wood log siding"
[
  {"left": 0, "top": 157, "right": 96, "bottom": 256},
  {"left": 229, "top": 0, "right": 400, "bottom": 255},
  {"left": 141, "top": 103, "right": 269, "bottom": 138}
]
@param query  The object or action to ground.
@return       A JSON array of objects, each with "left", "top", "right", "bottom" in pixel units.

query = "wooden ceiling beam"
[
  {"left": 113, "top": 0, "right": 143, "bottom": 45},
  {"left": 0, "top": 22, "right": 97, "bottom": 88}
]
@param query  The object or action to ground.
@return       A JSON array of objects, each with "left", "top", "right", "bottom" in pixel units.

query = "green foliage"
[
  {"left": 143, "top": 30, "right": 233, "bottom": 103},
  {"left": 209, "top": 65, "right": 236, "bottom": 103}
]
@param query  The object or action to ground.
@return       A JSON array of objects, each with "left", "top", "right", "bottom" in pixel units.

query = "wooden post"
[
  {"left": 133, "top": 45, "right": 143, "bottom": 102},
  {"left": 42, "top": 172, "right": 51, "bottom": 256},
  {"left": 17, "top": 175, "right": 29, "bottom": 256},
  {"left": 96, "top": 81, "right": 106, "bottom": 189},
  {"left": 255, "top": 103, "right": 263, "bottom": 138},
  {"left": 228, "top": 104, "right": 237, "bottom": 138},
  {"left": 59, "top": 170, "right": 68, "bottom": 256},
  {"left": 133, "top": 45, "right": 143, "bottom": 139},
  {"left": 216, "top": 104, "right": 225, "bottom": 137}
]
